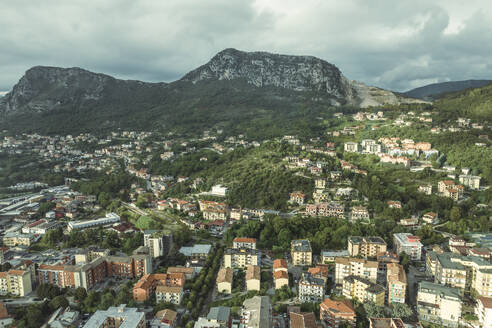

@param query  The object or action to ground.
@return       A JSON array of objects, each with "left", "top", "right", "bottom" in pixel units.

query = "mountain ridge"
[{"left": 404, "top": 79, "right": 492, "bottom": 100}]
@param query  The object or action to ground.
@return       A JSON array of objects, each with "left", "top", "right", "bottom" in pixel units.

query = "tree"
[
  {"left": 363, "top": 301, "right": 386, "bottom": 318},
  {"left": 49, "top": 295, "right": 69, "bottom": 310},
  {"left": 74, "top": 287, "right": 87, "bottom": 302},
  {"left": 399, "top": 252, "right": 410, "bottom": 271},
  {"left": 450, "top": 206, "right": 462, "bottom": 221},
  {"left": 391, "top": 303, "right": 413, "bottom": 320}
]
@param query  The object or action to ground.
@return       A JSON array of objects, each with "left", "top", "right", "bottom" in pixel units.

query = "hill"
[
  {"left": 434, "top": 83, "right": 492, "bottom": 120},
  {"left": 0, "top": 49, "right": 424, "bottom": 135},
  {"left": 404, "top": 80, "right": 492, "bottom": 100}
]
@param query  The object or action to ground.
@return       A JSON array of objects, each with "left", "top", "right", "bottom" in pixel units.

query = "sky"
[{"left": 1, "top": 0, "right": 492, "bottom": 92}]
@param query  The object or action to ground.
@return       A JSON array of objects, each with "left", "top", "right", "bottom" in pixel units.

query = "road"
[{"left": 121, "top": 202, "right": 147, "bottom": 216}]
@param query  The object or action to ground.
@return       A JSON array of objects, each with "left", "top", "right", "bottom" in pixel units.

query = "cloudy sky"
[{"left": 1, "top": 0, "right": 492, "bottom": 93}]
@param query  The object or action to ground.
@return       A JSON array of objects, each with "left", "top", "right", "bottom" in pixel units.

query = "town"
[{"left": 0, "top": 101, "right": 490, "bottom": 328}]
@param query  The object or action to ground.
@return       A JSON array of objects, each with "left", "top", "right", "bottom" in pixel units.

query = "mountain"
[
  {"left": 0, "top": 49, "right": 425, "bottom": 135},
  {"left": 181, "top": 48, "right": 423, "bottom": 108},
  {"left": 404, "top": 80, "right": 492, "bottom": 100}
]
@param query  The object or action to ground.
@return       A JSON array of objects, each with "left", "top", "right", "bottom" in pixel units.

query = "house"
[
  {"left": 321, "top": 250, "right": 349, "bottom": 263},
  {"left": 166, "top": 267, "right": 195, "bottom": 280},
  {"left": 422, "top": 212, "right": 438, "bottom": 224},
  {"left": 246, "top": 265, "right": 261, "bottom": 291},
  {"left": 393, "top": 233, "right": 423, "bottom": 261},
  {"left": 320, "top": 298, "right": 356, "bottom": 328},
  {"left": 315, "top": 178, "right": 326, "bottom": 189},
  {"left": 417, "top": 281, "right": 461, "bottom": 327},
  {"left": 206, "top": 306, "right": 231, "bottom": 328},
  {"left": 386, "top": 201, "right": 401, "bottom": 209},
  {"left": 217, "top": 268, "right": 233, "bottom": 294},
  {"left": 368, "top": 318, "right": 422, "bottom": 328},
  {"left": 418, "top": 185, "right": 432, "bottom": 195},
  {"left": 289, "top": 312, "right": 318, "bottom": 328},
  {"left": 459, "top": 174, "right": 481, "bottom": 190},
  {"left": 290, "top": 192, "right": 306, "bottom": 205},
  {"left": 291, "top": 240, "right": 312, "bottom": 266},
  {"left": 298, "top": 273, "right": 325, "bottom": 303},
  {"left": 386, "top": 263, "right": 406, "bottom": 304},
  {"left": 133, "top": 273, "right": 185, "bottom": 302},
  {"left": 476, "top": 296, "right": 492, "bottom": 328},
  {"left": 151, "top": 309, "right": 177, "bottom": 328},
  {"left": 348, "top": 236, "right": 387, "bottom": 258},
  {"left": 273, "top": 259, "right": 289, "bottom": 290},
  {"left": 179, "top": 244, "right": 212, "bottom": 260}
]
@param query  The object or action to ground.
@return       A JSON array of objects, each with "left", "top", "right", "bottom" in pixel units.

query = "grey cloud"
[{"left": 0, "top": 0, "right": 491, "bottom": 92}]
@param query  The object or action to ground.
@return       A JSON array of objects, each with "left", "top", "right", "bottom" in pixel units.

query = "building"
[
  {"left": 417, "top": 281, "right": 461, "bottom": 328},
  {"left": 206, "top": 306, "right": 231, "bottom": 328},
  {"left": 67, "top": 212, "right": 120, "bottom": 231},
  {"left": 476, "top": 296, "right": 492, "bottom": 328},
  {"left": 291, "top": 240, "right": 312, "bottom": 266},
  {"left": 298, "top": 273, "right": 325, "bottom": 303},
  {"left": 39, "top": 251, "right": 152, "bottom": 291},
  {"left": 418, "top": 185, "right": 432, "bottom": 195},
  {"left": 233, "top": 238, "right": 257, "bottom": 250},
  {"left": 344, "top": 142, "right": 359, "bottom": 153},
  {"left": 386, "top": 263, "right": 406, "bottom": 304},
  {"left": 320, "top": 298, "right": 356, "bottom": 328},
  {"left": 459, "top": 174, "right": 481, "bottom": 190},
  {"left": 289, "top": 312, "right": 318, "bottom": 328},
  {"left": 422, "top": 212, "right": 438, "bottom": 224},
  {"left": 82, "top": 305, "right": 145, "bottom": 328},
  {"left": 144, "top": 230, "right": 173, "bottom": 258},
  {"left": 350, "top": 206, "right": 369, "bottom": 221},
  {"left": 368, "top": 318, "right": 422, "bottom": 328},
  {"left": 240, "top": 296, "right": 271, "bottom": 328},
  {"left": 0, "top": 270, "right": 32, "bottom": 296},
  {"left": 2, "top": 232, "right": 37, "bottom": 247},
  {"left": 342, "top": 275, "right": 385, "bottom": 306},
  {"left": 151, "top": 309, "right": 177, "bottom": 328},
  {"left": 179, "top": 244, "right": 212, "bottom": 260},
  {"left": 156, "top": 286, "right": 183, "bottom": 305},
  {"left": 273, "top": 259, "right": 289, "bottom": 290},
  {"left": 289, "top": 192, "right": 306, "bottom": 205},
  {"left": 217, "top": 268, "right": 233, "bottom": 294},
  {"left": 393, "top": 233, "right": 423, "bottom": 261},
  {"left": 223, "top": 248, "right": 260, "bottom": 268},
  {"left": 246, "top": 265, "right": 260, "bottom": 291},
  {"left": 305, "top": 202, "right": 344, "bottom": 218},
  {"left": 166, "top": 267, "right": 195, "bottom": 280},
  {"left": 348, "top": 236, "right": 387, "bottom": 258},
  {"left": 133, "top": 273, "right": 185, "bottom": 302},
  {"left": 335, "top": 257, "right": 378, "bottom": 285},
  {"left": 321, "top": 250, "right": 349, "bottom": 263}
]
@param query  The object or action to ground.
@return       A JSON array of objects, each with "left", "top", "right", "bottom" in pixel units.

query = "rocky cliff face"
[
  {"left": 181, "top": 48, "right": 423, "bottom": 107},
  {"left": 0, "top": 66, "right": 118, "bottom": 114}
]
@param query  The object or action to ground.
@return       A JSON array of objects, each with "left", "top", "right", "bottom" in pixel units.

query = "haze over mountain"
[{"left": 404, "top": 80, "right": 492, "bottom": 100}]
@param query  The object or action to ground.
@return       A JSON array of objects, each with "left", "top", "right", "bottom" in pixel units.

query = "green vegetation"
[{"left": 435, "top": 83, "right": 492, "bottom": 120}]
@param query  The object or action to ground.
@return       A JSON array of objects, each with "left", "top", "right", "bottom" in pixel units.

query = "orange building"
[{"left": 133, "top": 273, "right": 185, "bottom": 302}]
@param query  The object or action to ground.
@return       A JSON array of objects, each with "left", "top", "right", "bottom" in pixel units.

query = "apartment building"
[
  {"left": 386, "top": 263, "right": 406, "bottom": 304},
  {"left": 320, "top": 298, "right": 356, "bottom": 328},
  {"left": 417, "top": 281, "right": 462, "bottom": 328},
  {"left": 156, "top": 286, "right": 183, "bottom": 305},
  {"left": 289, "top": 312, "right": 317, "bottom": 328},
  {"left": 291, "top": 240, "right": 312, "bottom": 266},
  {"left": 348, "top": 236, "right": 387, "bottom": 258},
  {"left": 39, "top": 250, "right": 152, "bottom": 290},
  {"left": 393, "top": 233, "right": 423, "bottom": 261},
  {"left": 342, "top": 275, "right": 385, "bottom": 306},
  {"left": 83, "top": 305, "right": 145, "bottom": 328},
  {"left": 459, "top": 174, "right": 481, "bottom": 190},
  {"left": 233, "top": 237, "right": 257, "bottom": 250},
  {"left": 476, "top": 296, "right": 492, "bottom": 328},
  {"left": 223, "top": 248, "right": 260, "bottom": 269},
  {"left": 133, "top": 273, "right": 185, "bottom": 302},
  {"left": 246, "top": 265, "right": 260, "bottom": 291},
  {"left": 144, "top": 230, "right": 173, "bottom": 258},
  {"left": 305, "top": 202, "right": 345, "bottom": 218},
  {"left": 426, "top": 251, "right": 492, "bottom": 296},
  {"left": 298, "top": 272, "right": 325, "bottom": 303},
  {"left": 0, "top": 270, "right": 32, "bottom": 297},
  {"left": 240, "top": 296, "right": 272, "bottom": 328},
  {"left": 335, "top": 257, "right": 378, "bottom": 285},
  {"left": 289, "top": 192, "right": 306, "bottom": 205},
  {"left": 217, "top": 268, "right": 233, "bottom": 294},
  {"left": 344, "top": 142, "right": 359, "bottom": 153}
]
